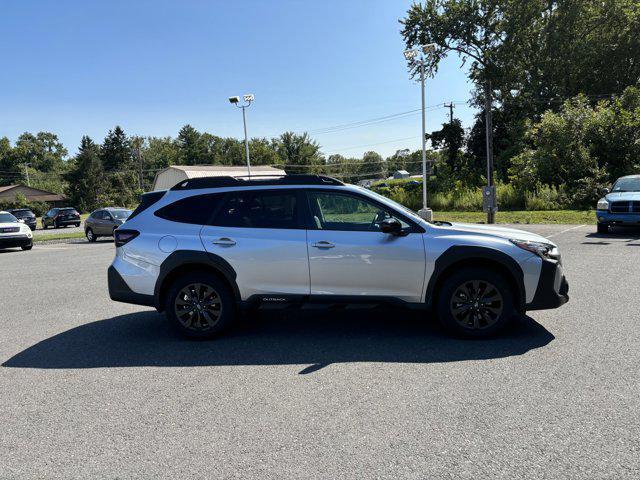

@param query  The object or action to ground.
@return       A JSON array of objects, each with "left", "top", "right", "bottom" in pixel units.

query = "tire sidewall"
[
  {"left": 86, "top": 228, "right": 96, "bottom": 242},
  {"left": 165, "top": 272, "right": 236, "bottom": 339},
  {"left": 436, "top": 268, "right": 515, "bottom": 338}
]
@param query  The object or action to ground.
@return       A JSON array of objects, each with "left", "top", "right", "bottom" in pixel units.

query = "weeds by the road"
[{"left": 434, "top": 210, "right": 594, "bottom": 224}]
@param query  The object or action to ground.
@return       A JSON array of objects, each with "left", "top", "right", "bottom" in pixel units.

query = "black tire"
[
  {"left": 597, "top": 223, "right": 609, "bottom": 234},
  {"left": 436, "top": 267, "right": 515, "bottom": 338},
  {"left": 86, "top": 228, "right": 96, "bottom": 242},
  {"left": 21, "top": 244, "right": 33, "bottom": 251},
  {"left": 76, "top": 223, "right": 80, "bottom": 227},
  {"left": 42, "top": 221, "right": 47, "bottom": 230},
  {"left": 165, "top": 272, "right": 236, "bottom": 339}
]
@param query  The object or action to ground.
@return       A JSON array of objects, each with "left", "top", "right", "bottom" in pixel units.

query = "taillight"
[{"left": 114, "top": 229, "right": 139, "bottom": 247}]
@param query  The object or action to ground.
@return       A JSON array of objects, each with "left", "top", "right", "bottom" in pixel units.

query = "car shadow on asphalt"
[{"left": 3, "top": 309, "right": 554, "bottom": 374}]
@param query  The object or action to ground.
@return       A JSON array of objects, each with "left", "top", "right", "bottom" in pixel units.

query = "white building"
[{"left": 152, "top": 165, "right": 287, "bottom": 191}]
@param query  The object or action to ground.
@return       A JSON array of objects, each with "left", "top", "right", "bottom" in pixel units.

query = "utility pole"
[
  {"left": 135, "top": 140, "right": 143, "bottom": 191},
  {"left": 23, "top": 163, "right": 31, "bottom": 187},
  {"left": 444, "top": 102, "right": 454, "bottom": 123},
  {"left": 484, "top": 81, "right": 496, "bottom": 224}
]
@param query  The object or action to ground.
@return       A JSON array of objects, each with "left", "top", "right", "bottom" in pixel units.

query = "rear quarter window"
[{"left": 154, "top": 193, "right": 224, "bottom": 225}]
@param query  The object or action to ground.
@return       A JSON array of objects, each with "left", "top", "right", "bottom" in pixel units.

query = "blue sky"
[{"left": 1, "top": 0, "right": 476, "bottom": 159}]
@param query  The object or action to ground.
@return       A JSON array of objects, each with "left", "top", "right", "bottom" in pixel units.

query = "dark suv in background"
[
  {"left": 8, "top": 208, "right": 37, "bottom": 230},
  {"left": 85, "top": 208, "right": 132, "bottom": 241},
  {"left": 42, "top": 207, "right": 81, "bottom": 229}
]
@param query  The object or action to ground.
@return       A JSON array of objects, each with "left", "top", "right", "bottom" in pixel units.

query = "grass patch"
[
  {"left": 33, "top": 231, "right": 86, "bottom": 243},
  {"left": 433, "top": 210, "right": 594, "bottom": 224}
]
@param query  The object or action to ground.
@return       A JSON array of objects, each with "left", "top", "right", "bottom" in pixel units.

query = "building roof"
[
  {"left": 0, "top": 184, "right": 66, "bottom": 202},
  {"left": 165, "top": 165, "right": 285, "bottom": 178}
]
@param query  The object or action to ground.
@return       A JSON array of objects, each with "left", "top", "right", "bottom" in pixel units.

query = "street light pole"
[
  {"left": 404, "top": 44, "right": 435, "bottom": 221},
  {"left": 241, "top": 105, "right": 251, "bottom": 178},
  {"left": 229, "top": 94, "right": 255, "bottom": 178},
  {"left": 419, "top": 60, "right": 430, "bottom": 221}
]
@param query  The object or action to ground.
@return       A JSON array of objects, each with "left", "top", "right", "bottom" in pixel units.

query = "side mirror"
[
  {"left": 380, "top": 218, "right": 402, "bottom": 235},
  {"left": 601, "top": 187, "right": 610, "bottom": 195},
  {"left": 17, "top": 219, "right": 25, "bottom": 223}
]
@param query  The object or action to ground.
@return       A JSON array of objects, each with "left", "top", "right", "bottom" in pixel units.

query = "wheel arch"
[
  {"left": 426, "top": 246, "right": 526, "bottom": 312},
  {"left": 154, "top": 250, "right": 240, "bottom": 311}
]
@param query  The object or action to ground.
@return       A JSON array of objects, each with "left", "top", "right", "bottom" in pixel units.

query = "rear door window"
[{"left": 212, "top": 190, "right": 300, "bottom": 229}]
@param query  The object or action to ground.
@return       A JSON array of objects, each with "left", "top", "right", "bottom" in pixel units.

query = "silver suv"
[{"left": 108, "top": 175, "right": 568, "bottom": 339}]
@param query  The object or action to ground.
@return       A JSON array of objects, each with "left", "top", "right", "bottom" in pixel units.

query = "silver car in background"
[{"left": 85, "top": 207, "right": 132, "bottom": 242}]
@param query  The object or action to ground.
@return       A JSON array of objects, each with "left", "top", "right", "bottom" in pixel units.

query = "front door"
[
  {"left": 200, "top": 189, "right": 310, "bottom": 300},
  {"left": 305, "top": 190, "right": 426, "bottom": 302}
]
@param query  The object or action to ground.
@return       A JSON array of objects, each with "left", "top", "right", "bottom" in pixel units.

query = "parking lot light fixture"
[
  {"left": 229, "top": 94, "right": 254, "bottom": 177},
  {"left": 404, "top": 44, "right": 436, "bottom": 221}
]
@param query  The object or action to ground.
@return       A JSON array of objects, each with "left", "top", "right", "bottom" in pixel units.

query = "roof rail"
[{"left": 170, "top": 174, "right": 344, "bottom": 191}]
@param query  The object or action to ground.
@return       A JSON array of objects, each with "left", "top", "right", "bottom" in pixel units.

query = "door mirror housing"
[
  {"left": 380, "top": 218, "right": 402, "bottom": 235},
  {"left": 601, "top": 187, "right": 610, "bottom": 195}
]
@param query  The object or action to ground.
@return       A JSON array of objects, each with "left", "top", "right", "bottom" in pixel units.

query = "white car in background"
[{"left": 0, "top": 211, "right": 33, "bottom": 251}]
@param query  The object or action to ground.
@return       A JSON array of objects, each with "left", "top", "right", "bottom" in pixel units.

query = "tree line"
[{"left": 1, "top": 0, "right": 639, "bottom": 214}]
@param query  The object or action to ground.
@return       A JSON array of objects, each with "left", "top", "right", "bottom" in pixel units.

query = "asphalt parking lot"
[{"left": 1, "top": 224, "right": 639, "bottom": 479}]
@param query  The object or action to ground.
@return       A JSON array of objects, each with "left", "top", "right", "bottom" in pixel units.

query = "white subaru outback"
[{"left": 108, "top": 175, "right": 568, "bottom": 339}]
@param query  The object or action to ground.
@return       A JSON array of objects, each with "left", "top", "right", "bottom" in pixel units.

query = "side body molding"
[
  {"left": 153, "top": 250, "right": 240, "bottom": 309},
  {"left": 425, "top": 245, "right": 526, "bottom": 310}
]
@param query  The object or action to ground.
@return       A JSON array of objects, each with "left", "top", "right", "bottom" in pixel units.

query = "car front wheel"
[
  {"left": 165, "top": 272, "right": 236, "bottom": 339},
  {"left": 436, "top": 268, "right": 515, "bottom": 338},
  {"left": 86, "top": 228, "right": 96, "bottom": 242},
  {"left": 597, "top": 223, "right": 609, "bottom": 234}
]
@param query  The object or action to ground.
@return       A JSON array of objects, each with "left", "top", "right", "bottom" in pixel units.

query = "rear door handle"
[
  {"left": 311, "top": 241, "right": 335, "bottom": 249},
  {"left": 212, "top": 237, "right": 236, "bottom": 246}
]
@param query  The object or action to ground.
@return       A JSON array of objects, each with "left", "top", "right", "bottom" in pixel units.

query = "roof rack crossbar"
[{"left": 170, "top": 174, "right": 343, "bottom": 191}]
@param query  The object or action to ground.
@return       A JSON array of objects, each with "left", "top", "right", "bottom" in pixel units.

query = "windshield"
[
  {"left": 612, "top": 177, "right": 640, "bottom": 192},
  {"left": 0, "top": 213, "right": 18, "bottom": 223},
  {"left": 110, "top": 209, "right": 132, "bottom": 220},
  {"left": 12, "top": 210, "right": 34, "bottom": 217}
]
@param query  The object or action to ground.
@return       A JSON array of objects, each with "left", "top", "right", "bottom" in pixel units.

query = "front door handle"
[
  {"left": 311, "top": 241, "right": 335, "bottom": 249},
  {"left": 212, "top": 237, "right": 236, "bottom": 246}
]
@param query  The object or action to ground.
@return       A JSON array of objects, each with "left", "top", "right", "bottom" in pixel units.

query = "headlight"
[
  {"left": 597, "top": 198, "right": 609, "bottom": 210},
  {"left": 510, "top": 239, "right": 558, "bottom": 260}
]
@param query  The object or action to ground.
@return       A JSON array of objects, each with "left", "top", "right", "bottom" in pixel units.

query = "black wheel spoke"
[
  {"left": 175, "top": 283, "right": 223, "bottom": 331},
  {"left": 450, "top": 279, "right": 504, "bottom": 330}
]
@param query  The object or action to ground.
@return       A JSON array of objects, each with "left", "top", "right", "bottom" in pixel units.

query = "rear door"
[
  {"left": 200, "top": 189, "right": 310, "bottom": 300},
  {"left": 304, "top": 189, "right": 426, "bottom": 302}
]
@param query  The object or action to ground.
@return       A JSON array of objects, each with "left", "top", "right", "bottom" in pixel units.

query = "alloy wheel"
[
  {"left": 174, "top": 283, "right": 222, "bottom": 331},
  {"left": 450, "top": 280, "right": 503, "bottom": 330}
]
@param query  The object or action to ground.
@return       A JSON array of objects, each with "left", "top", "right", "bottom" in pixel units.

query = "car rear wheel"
[
  {"left": 165, "top": 272, "right": 236, "bottom": 339},
  {"left": 86, "top": 228, "right": 96, "bottom": 242},
  {"left": 597, "top": 223, "right": 609, "bottom": 234},
  {"left": 436, "top": 268, "right": 515, "bottom": 338}
]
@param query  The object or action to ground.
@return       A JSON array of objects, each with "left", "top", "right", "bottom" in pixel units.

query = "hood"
[
  {"left": 605, "top": 191, "right": 640, "bottom": 202},
  {"left": 437, "top": 222, "right": 555, "bottom": 245}
]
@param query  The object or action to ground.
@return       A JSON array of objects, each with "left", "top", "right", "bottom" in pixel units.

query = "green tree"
[
  {"left": 176, "top": 125, "right": 206, "bottom": 165},
  {"left": 360, "top": 151, "right": 386, "bottom": 178},
  {"left": 12, "top": 132, "right": 67, "bottom": 172},
  {"left": 101, "top": 126, "right": 131, "bottom": 171},
  {"left": 430, "top": 118, "right": 464, "bottom": 172},
  {"left": 64, "top": 136, "right": 104, "bottom": 212},
  {"left": 276, "top": 132, "right": 323, "bottom": 174}
]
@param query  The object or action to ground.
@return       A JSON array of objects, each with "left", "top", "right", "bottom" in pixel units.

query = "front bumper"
[
  {"left": 0, "top": 234, "right": 33, "bottom": 249},
  {"left": 525, "top": 258, "right": 569, "bottom": 310},
  {"left": 596, "top": 210, "right": 640, "bottom": 225}
]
